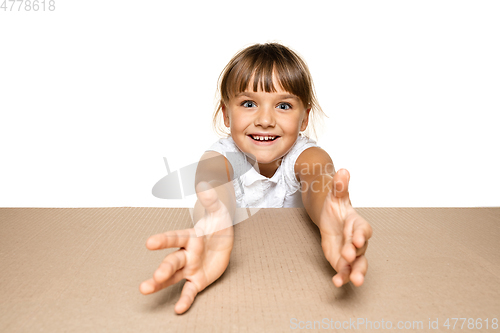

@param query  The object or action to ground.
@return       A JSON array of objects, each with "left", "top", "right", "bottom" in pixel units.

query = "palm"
[
  {"left": 318, "top": 169, "right": 372, "bottom": 287},
  {"left": 140, "top": 182, "right": 234, "bottom": 314},
  {"left": 181, "top": 216, "right": 234, "bottom": 292},
  {"left": 319, "top": 189, "right": 353, "bottom": 263}
]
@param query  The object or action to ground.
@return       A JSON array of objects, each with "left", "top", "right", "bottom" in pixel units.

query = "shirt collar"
[{"left": 241, "top": 161, "right": 281, "bottom": 186}]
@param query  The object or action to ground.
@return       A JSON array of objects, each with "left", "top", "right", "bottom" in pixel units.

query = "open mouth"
[{"left": 248, "top": 135, "right": 280, "bottom": 142}]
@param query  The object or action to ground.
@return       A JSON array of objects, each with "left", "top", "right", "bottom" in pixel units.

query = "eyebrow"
[{"left": 235, "top": 92, "right": 299, "bottom": 101}]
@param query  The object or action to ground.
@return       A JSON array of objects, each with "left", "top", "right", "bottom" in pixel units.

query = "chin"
[{"left": 254, "top": 155, "right": 281, "bottom": 165}]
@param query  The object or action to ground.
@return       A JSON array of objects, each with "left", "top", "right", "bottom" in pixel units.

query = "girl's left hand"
[{"left": 318, "top": 169, "right": 373, "bottom": 287}]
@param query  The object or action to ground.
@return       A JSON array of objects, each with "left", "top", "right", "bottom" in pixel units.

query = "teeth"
[{"left": 252, "top": 135, "right": 275, "bottom": 141}]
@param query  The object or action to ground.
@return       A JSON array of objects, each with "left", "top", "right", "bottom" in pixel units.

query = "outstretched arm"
[
  {"left": 297, "top": 147, "right": 373, "bottom": 287},
  {"left": 140, "top": 152, "right": 236, "bottom": 314}
]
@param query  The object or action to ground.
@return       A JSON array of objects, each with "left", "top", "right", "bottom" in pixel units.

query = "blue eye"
[
  {"left": 277, "top": 103, "right": 292, "bottom": 110},
  {"left": 242, "top": 100, "right": 256, "bottom": 108}
]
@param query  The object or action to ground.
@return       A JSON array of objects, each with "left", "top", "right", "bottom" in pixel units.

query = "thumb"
[
  {"left": 331, "top": 169, "right": 350, "bottom": 199},
  {"left": 195, "top": 181, "right": 221, "bottom": 214}
]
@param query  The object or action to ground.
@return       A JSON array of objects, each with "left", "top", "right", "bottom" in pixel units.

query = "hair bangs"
[
  {"left": 224, "top": 50, "right": 310, "bottom": 107},
  {"left": 222, "top": 53, "right": 281, "bottom": 102}
]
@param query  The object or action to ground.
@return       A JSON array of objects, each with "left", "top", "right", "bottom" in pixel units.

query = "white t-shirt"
[{"left": 206, "top": 134, "right": 320, "bottom": 208}]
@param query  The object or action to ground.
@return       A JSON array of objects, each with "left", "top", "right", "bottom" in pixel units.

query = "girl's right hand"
[{"left": 139, "top": 181, "right": 234, "bottom": 314}]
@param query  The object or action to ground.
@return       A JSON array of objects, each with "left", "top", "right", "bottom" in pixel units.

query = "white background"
[{"left": 1, "top": 0, "right": 499, "bottom": 208}]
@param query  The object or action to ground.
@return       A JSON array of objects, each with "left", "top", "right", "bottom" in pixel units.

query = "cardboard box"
[{"left": 0, "top": 207, "right": 499, "bottom": 332}]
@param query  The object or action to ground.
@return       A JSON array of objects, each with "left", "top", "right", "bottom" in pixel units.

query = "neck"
[{"left": 251, "top": 158, "right": 282, "bottom": 179}]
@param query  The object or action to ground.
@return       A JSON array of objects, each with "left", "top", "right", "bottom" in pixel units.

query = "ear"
[
  {"left": 222, "top": 103, "right": 230, "bottom": 127},
  {"left": 300, "top": 107, "right": 311, "bottom": 132}
]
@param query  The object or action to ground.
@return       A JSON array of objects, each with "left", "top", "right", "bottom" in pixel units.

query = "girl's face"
[{"left": 222, "top": 78, "right": 310, "bottom": 176}]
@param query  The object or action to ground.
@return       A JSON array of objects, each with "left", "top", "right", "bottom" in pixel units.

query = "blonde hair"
[{"left": 212, "top": 43, "right": 328, "bottom": 141}]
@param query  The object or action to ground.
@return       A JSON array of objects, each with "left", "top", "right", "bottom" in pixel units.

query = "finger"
[
  {"left": 154, "top": 250, "right": 187, "bottom": 284},
  {"left": 341, "top": 213, "right": 356, "bottom": 263},
  {"left": 341, "top": 239, "right": 368, "bottom": 263},
  {"left": 175, "top": 280, "right": 199, "bottom": 314},
  {"left": 331, "top": 168, "right": 350, "bottom": 199},
  {"left": 341, "top": 241, "right": 356, "bottom": 264},
  {"left": 139, "top": 270, "right": 184, "bottom": 295},
  {"left": 195, "top": 181, "right": 222, "bottom": 214},
  {"left": 342, "top": 213, "right": 370, "bottom": 262},
  {"left": 349, "top": 254, "right": 368, "bottom": 287},
  {"left": 146, "top": 229, "right": 193, "bottom": 250},
  {"left": 352, "top": 215, "right": 373, "bottom": 248},
  {"left": 354, "top": 240, "right": 368, "bottom": 257},
  {"left": 332, "top": 257, "right": 351, "bottom": 287}
]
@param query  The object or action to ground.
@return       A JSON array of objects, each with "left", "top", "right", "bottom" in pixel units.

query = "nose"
[{"left": 254, "top": 104, "right": 276, "bottom": 128}]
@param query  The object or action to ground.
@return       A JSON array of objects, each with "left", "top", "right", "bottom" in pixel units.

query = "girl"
[{"left": 140, "top": 43, "right": 373, "bottom": 314}]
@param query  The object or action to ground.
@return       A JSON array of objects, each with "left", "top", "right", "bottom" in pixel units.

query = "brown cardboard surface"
[{"left": 0, "top": 207, "right": 499, "bottom": 332}]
